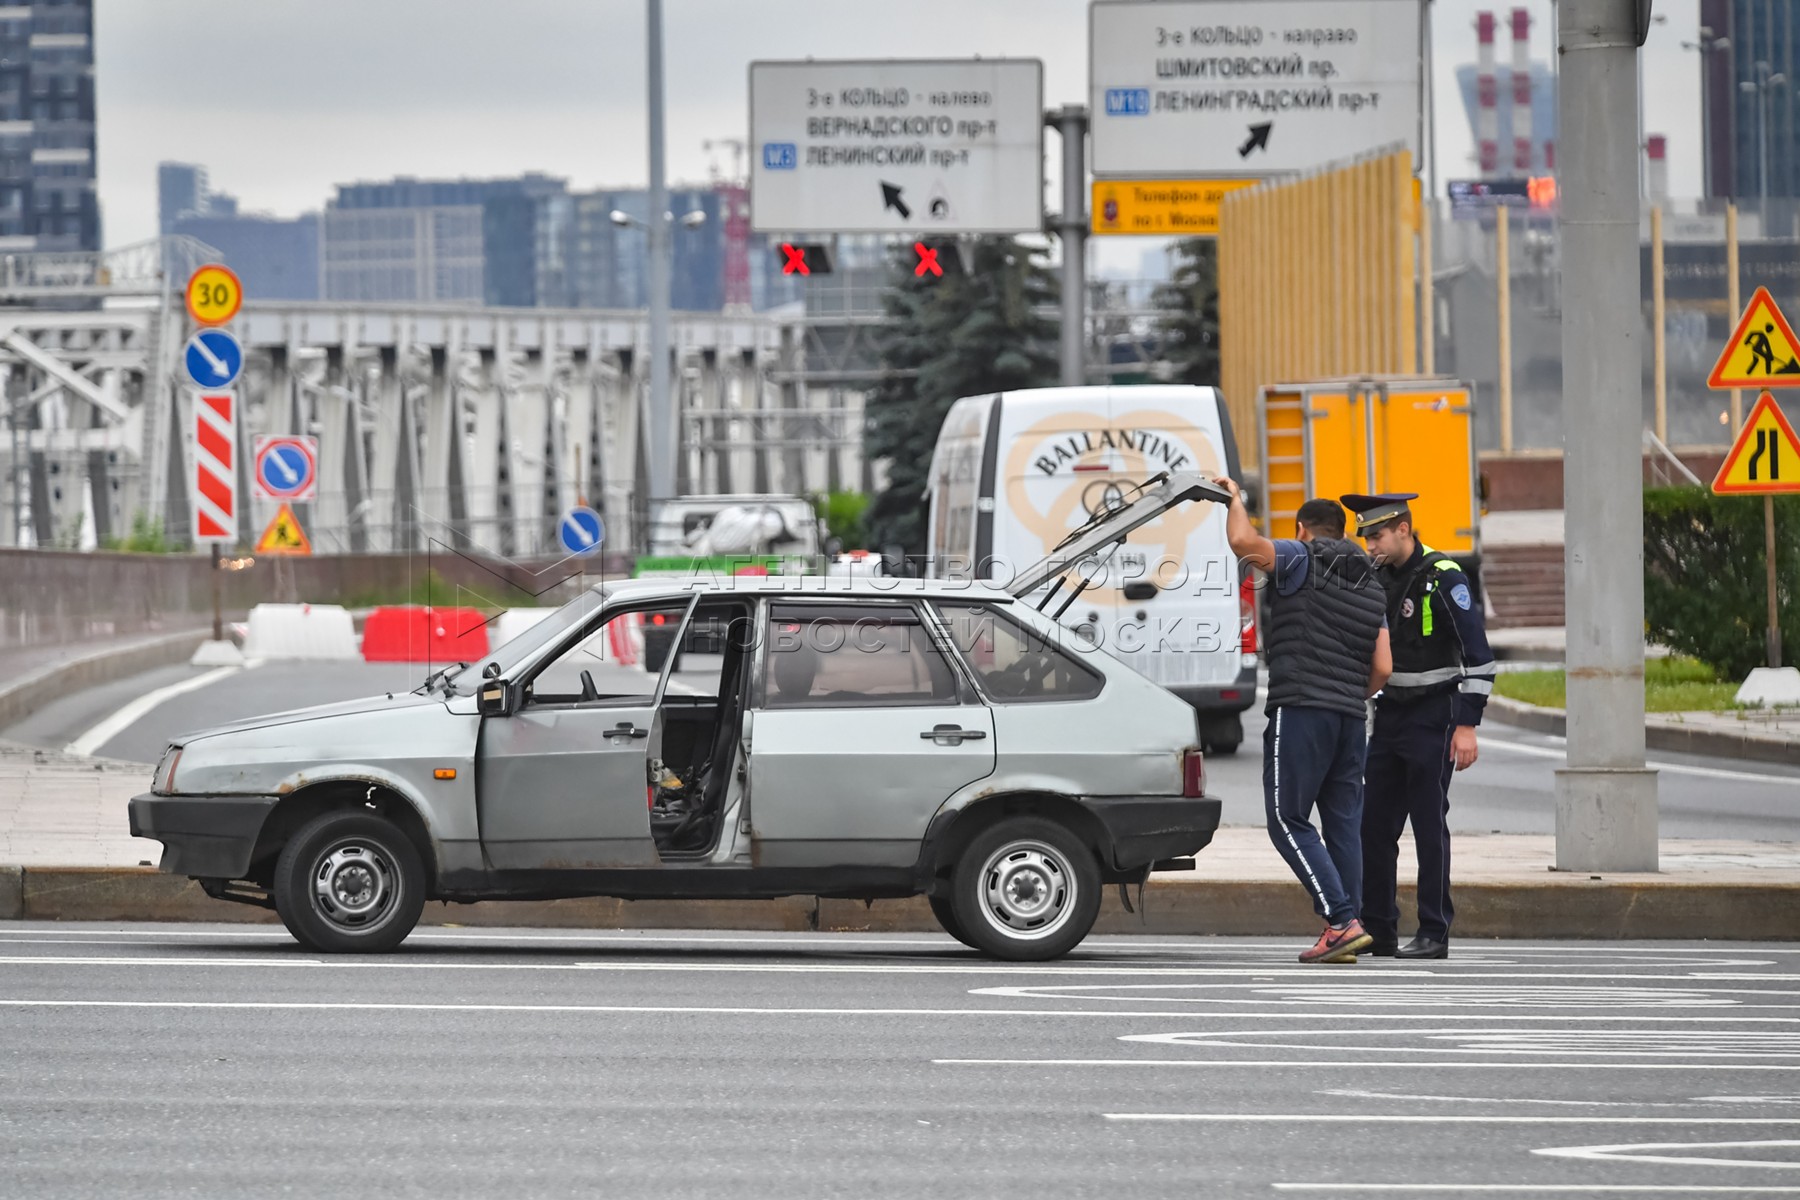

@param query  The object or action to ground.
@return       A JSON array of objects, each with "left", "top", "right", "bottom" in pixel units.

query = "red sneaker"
[{"left": 1300, "top": 919, "right": 1373, "bottom": 963}]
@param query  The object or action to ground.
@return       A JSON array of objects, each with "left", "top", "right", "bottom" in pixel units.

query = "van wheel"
[
  {"left": 929, "top": 893, "right": 978, "bottom": 949},
  {"left": 950, "top": 817, "right": 1102, "bottom": 961},
  {"left": 1202, "top": 715, "right": 1242, "bottom": 756},
  {"left": 273, "top": 811, "right": 425, "bottom": 954}
]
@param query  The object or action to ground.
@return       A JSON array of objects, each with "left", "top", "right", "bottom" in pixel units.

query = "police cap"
[{"left": 1340, "top": 492, "right": 1419, "bottom": 535}]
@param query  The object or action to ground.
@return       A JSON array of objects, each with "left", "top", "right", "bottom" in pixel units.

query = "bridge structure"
[{"left": 0, "top": 237, "right": 869, "bottom": 557}]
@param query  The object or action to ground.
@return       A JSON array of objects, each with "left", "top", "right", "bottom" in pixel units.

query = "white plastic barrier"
[
  {"left": 494, "top": 607, "right": 557, "bottom": 650},
  {"left": 243, "top": 603, "right": 358, "bottom": 661}
]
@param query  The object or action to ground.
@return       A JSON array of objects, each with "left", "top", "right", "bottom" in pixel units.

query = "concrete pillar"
[
  {"left": 469, "top": 348, "right": 507, "bottom": 557},
  {"left": 1554, "top": 0, "right": 1657, "bottom": 872},
  {"left": 420, "top": 345, "right": 468, "bottom": 550},
  {"left": 778, "top": 326, "right": 804, "bottom": 494}
]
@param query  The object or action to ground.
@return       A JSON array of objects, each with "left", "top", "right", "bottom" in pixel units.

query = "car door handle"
[
  {"left": 921, "top": 725, "right": 986, "bottom": 743},
  {"left": 607, "top": 723, "right": 649, "bottom": 739}
]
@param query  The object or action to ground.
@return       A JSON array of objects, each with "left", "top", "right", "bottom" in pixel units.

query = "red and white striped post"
[{"left": 192, "top": 391, "right": 236, "bottom": 642}]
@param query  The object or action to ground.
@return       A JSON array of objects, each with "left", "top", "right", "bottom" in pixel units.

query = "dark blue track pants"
[{"left": 1263, "top": 705, "right": 1368, "bottom": 927}]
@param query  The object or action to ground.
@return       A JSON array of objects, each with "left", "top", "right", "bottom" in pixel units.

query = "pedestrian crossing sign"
[
  {"left": 255, "top": 503, "right": 313, "bottom": 554},
  {"left": 1708, "top": 287, "right": 1800, "bottom": 389},
  {"left": 1712, "top": 392, "right": 1800, "bottom": 494}
]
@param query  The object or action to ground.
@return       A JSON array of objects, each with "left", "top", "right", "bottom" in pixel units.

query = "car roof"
[{"left": 599, "top": 575, "right": 1015, "bottom": 603}]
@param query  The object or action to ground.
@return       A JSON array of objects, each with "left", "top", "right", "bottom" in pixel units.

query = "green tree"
[
  {"left": 1152, "top": 238, "right": 1220, "bottom": 386},
  {"left": 865, "top": 237, "right": 1058, "bottom": 553}
]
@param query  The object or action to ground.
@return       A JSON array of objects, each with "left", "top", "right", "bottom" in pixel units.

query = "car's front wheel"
[
  {"left": 273, "top": 811, "right": 426, "bottom": 953},
  {"left": 949, "top": 817, "right": 1102, "bottom": 961}
]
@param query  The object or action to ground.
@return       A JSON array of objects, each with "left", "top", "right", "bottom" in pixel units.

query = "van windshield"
[{"left": 442, "top": 587, "right": 609, "bottom": 695}]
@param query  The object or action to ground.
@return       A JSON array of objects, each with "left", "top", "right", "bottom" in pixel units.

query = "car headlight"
[{"left": 154, "top": 746, "right": 183, "bottom": 795}]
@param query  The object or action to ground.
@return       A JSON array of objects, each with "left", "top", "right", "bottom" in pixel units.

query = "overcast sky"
[{"left": 95, "top": 0, "right": 1705, "bottom": 269}]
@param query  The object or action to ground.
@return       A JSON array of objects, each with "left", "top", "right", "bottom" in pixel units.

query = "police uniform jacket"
[{"left": 1378, "top": 543, "right": 1496, "bottom": 726}]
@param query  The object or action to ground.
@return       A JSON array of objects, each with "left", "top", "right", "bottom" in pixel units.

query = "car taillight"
[
  {"left": 1182, "top": 748, "right": 1205, "bottom": 798},
  {"left": 1238, "top": 575, "right": 1257, "bottom": 654}
]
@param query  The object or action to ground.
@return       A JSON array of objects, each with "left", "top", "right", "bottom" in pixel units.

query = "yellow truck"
[{"left": 1257, "top": 376, "right": 1481, "bottom": 588}]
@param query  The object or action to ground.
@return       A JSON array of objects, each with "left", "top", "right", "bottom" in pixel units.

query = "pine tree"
[
  {"left": 1153, "top": 238, "right": 1220, "bottom": 386},
  {"left": 864, "top": 237, "right": 1058, "bottom": 554}
]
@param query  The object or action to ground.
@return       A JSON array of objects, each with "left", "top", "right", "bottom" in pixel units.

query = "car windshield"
[{"left": 443, "top": 586, "right": 609, "bottom": 694}]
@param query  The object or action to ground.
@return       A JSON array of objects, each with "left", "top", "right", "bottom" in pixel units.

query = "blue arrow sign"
[
  {"left": 253, "top": 435, "right": 316, "bottom": 500},
  {"left": 559, "top": 505, "right": 605, "bottom": 557},
  {"left": 184, "top": 328, "right": 243, "bottom": 389}
]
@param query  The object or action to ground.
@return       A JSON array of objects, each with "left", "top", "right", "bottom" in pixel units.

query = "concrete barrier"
[
  {"left": 7, "top": 867, "right": 1798, "bottom": 940},
  {"left": 361, "top": 606, "right": 490, "bottom": 663},
  {"left": 244, "top": 603, "right": 358, "bottom": 660},
  {"left": 0, "top": 629, "right": 210, "bottom": 731}
]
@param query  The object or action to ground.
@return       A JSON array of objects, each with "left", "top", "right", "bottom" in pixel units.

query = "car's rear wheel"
[
  {"left": 928, "top": 893, "right": 978, "bottom": 949},
  {"left": 273, "top": 811, "right": 425, "bottom": 953},
  {"left": 949, "top": 817, "right": 1102, "bottom": 961}
]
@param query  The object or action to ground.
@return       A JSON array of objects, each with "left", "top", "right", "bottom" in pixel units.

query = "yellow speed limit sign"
[{"left": 186, "top": 264, "right": 242, "bottom": 326}]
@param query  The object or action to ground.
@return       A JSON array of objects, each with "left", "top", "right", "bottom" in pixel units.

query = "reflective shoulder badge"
[{"left": 1451, "top": 583, "right": 1473, "bottom": 610}]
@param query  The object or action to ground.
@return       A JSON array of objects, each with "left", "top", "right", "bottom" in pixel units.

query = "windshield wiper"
[{"left": 414, "top": 662, "right": 468, "bottom": 696}]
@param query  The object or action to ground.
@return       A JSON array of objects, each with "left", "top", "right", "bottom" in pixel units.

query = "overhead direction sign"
[
  {"left": 184, "top": 328, "right": 243, "bottom": 389},
  {"left": 1091, "top": 178, "right": 1260, "bottom": 235},
  {"left": 749, "top": 58, "right": 1044, "bottom": 234},
  {"left": 1712, "top": 393, "right": 1800, "bottom": 495},
  {"left": 559, "top": 505, "right": 605, "bottom": 557},
  {"left": 1088, "top": 0, "right": 1422, "bottom": 178},
  {"left": 185, "top": 264, "right": 242, "bottom": 326},
  {"left": 255, "top": 502, "right": 313, "bottom": 555},
  {"left": 1708, "top": 287, "right": 1800, "bottom": 389},
  {"left": 252, "top": 435, "right": 318, "bottom": 502}
]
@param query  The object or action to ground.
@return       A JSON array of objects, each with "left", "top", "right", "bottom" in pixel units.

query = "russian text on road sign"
[
  {"left": 1708, "top": 287, "right": 1800, "bottom": 389},
  {"left": 1090, "top": 178, "right": 1259, "bottom": 235},
  {"left": 252, "top": 435, "right": 318, "bottom": 502},
  {"left": 559, "top": 505, "right": 605, "bottom": 557},
  {"left": 749, "top": 59, "right": 1044, "bottom": 234},
  {"left": 779, "top": 242, "right": 833, "bottom": 276},
  {"left": 184, "top": 328, "right": 243, "bottom": 389},
  {"left": 1713, "top": 392, "right": 1800, "bottom": 494},
  {"left": 1088, "top": 0, "right": 1422, "bottom": 178},
  {"left": 255, "top": 503, "right": 313, "bottom": 555},
  {"left": 191, "top": 393, "right": 236, "bottom": 544},
  {"left": 185, "top": 264, "right": 242, "bottom": 327}
]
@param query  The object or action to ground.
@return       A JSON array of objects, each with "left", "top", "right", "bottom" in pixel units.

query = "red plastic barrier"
[{"left": 361, "top": 606, "right": 491, "bottom": 663}]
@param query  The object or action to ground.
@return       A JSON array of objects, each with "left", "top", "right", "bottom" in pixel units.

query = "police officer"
[
  {"left": 1221, "top": 482, "right": 1391, "bottom": 964},
  {"left": 1343, "top": 493, "right": 1496, "bottom": 961}
]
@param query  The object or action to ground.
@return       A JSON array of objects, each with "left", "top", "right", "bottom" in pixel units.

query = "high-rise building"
[
  {"left": 1699, "top": 0, "right": 1798, "bottom": 202},
  {"left": 0, "top": 2, "right": 97, "bottom": 254},
  {"left": 158, "top": 163, "right": 207, "bottom": 235},
  {"left": 171, "top": 211, "right": 319, "bottom": 301}
]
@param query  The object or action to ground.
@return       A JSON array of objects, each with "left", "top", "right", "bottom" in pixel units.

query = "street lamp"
[
  {"left": 1680, "top": 27, "right": 1731, "bottom": 198},
  {"left": 1741, "top": 61, "right": 1789, "bottom": 217}
]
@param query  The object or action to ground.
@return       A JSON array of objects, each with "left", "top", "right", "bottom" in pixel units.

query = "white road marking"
[
  {"left": 1481, "top": 733, "right": 1800, "bottom": 785},
  {"left": 1535, "top": 1138, "right": 1800, "bottom": 1170},
  {"left": 1106, "top": 1114, "right": 1800, "bottom": 1124},
  {"left": 64, "top": 665, "right": 242, "bottom": 756},
  {"left": 1122, "top": 1029, "right": 1800, "bottom": 1058},
  {"left": 1273, "top": 1186, "right": 1800, "bottom": 1194},
  {"left": 1317, "top": 1088, "right": 1705, "bottom": 1108},
  {"left": 936, "top": 1059, "right": 1800, "bottom": 1071}
]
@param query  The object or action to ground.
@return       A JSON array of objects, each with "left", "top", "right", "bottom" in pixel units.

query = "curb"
[
  {"left": 8, "top": 867, "right": 1799, "bottom": 941},
  {"left": 0, "top": 629, "right": 212, "bottom": 731},
  {"left": 1487, "top": 695, "right": 1800, "bottom": 767}
]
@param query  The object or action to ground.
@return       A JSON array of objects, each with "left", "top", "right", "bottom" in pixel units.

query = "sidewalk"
[{"left": 1, "top": 738, "right": 1795, "bottom": 938}]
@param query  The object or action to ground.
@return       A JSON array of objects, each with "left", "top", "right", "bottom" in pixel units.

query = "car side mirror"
[{"left": 478, "top": 680, "right": 513, "bottom": 717}]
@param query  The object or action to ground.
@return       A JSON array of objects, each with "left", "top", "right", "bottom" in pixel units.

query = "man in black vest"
[
  {"left": 1220, "top": 481, "right": 1391, "bottom": 963},
  {"left": 1343, "top": 493, "right": 1497, "bottom": 961}
]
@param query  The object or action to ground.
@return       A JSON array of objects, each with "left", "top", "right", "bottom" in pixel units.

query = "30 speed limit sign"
[{"left": 186, "top": 264, "right": 242, "bottom": 326}]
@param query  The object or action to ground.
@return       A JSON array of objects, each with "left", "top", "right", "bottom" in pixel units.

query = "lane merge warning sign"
[{"left": 1713, "top": 392, "right": 1800, "bottom": 495}]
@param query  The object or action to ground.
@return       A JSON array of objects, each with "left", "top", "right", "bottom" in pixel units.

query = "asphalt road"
[
  {"left": 2, "top": 923, "right": 1798, "bottom": 1198},
  {"left": 6, "top": 660, "right": 1799, "bottom": 841}
]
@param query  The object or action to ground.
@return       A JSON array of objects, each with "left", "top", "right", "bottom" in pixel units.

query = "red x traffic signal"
[
  {"left": 779, "top": 242, "right": 833, "bottom": 276},
  {"left": 913, "top": 242, "right": 942, "bottom": 277}
]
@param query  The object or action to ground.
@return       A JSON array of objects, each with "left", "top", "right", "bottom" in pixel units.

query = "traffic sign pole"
[
  {"left": 1054, "top": 104, "right": 1088, "bottom": 387},
  {"left": 1767, "top": 495, "right": 1781, "bottom": 669}
]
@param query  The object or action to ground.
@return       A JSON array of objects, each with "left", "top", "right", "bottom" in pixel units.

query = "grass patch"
[{"left": 1494, "top": 656, "right": 1750, "bottom": 712}]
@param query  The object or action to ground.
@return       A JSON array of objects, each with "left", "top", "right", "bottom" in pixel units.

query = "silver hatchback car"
[{"left": 130, "top": 475, "right": 1229, "bottom": 960}]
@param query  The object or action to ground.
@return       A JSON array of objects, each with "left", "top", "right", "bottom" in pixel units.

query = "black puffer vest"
[{"left": 1264, "top": 536, "right": 1388, "bottom": 718}]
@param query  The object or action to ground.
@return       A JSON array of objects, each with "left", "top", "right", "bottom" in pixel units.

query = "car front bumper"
[
  {"left": 128, "top": 792, "right": 279, "bottom": 878},
  {"left": 1079, "top": 795, "right": 1223, "bottom": 872}
]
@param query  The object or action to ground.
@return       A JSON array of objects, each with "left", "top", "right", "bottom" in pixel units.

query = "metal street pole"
[
  {"left": 645, "top": 0, "right": 674, "bottom": 506},
  {"left": 1052, "top": 105, "right": 1088, "bottom": 387},
  {"left": 1554, "top": 0, "right": 1657, "bottom": 873}
]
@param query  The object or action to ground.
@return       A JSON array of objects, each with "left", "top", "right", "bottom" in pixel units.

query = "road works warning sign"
[
  {"left": 255, "top": 503, "right": 313, "bottom": 554},
  {"left": 1713, "top": 392, "right": 1800, "bottom": 495},
  {"left": 1709, "top": 287, "right": 1800, "bottom": 389}
]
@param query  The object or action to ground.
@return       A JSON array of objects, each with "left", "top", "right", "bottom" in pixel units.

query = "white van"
[{"left": 924, "top": 386, "right": 1256, "bottom": 753}]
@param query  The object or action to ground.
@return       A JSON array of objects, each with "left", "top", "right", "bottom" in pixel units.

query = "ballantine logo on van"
[{"left": 1032, "top": 429, "right": 1193, "bottom": 475}]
